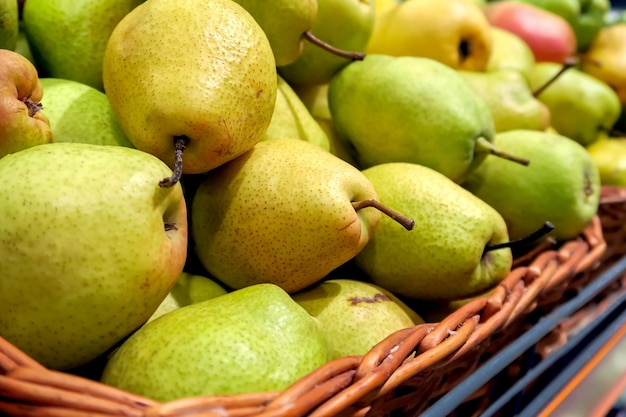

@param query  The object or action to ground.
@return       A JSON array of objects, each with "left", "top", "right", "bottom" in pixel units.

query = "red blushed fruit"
[{"left": 484, "top": 1, "right": 577, "bottom": 64}]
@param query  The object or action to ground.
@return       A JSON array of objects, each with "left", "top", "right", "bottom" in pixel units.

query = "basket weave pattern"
[{"left": 1, "top": 186, "right": 625, "bottom": 417}]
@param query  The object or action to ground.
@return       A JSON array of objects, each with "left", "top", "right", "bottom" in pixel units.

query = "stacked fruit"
[{"left": 0, "top": 0, "right": 624, "bottom": 406}]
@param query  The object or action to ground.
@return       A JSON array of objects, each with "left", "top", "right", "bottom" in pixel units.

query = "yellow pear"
[
  {"left": 586, "top": 135, "right": 626, "bottom": 187},
  {"left": 102, "top": 0, "right": 277, "bottom": 184},
  {"left": 487, "top": 27, "right": 536, "bottom": 80},
  {"left": 366, "top": 0, "right": 493, "bottom": 71}
]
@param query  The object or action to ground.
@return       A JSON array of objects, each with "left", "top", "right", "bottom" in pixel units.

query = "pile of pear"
[{"left": 0, "top": 0, "right": 625, "bottom": 404}]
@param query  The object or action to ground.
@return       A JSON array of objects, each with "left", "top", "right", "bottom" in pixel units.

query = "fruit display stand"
[{"left": 1, "top": 186, "right": 625, "bottom": 417}]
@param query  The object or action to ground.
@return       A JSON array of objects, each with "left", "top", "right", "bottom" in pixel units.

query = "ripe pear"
[
  {"left": 528, "top": 62, "right": 621, "bottom": 146},
  {"left": 22, "top": 0, "right": 143, "bottom": 90},
  {"left": 0, "top": 143, "right": 188, "bottom": 370},
  {"left": 581, "top": 23, "right": 626, "bottom": 106},
  {"left": 191, "top": 139, "right": 405, "bottom": 294},
  {"left": 39, "top": 78, "right": 133, "bottom": 147},
  {"left": 262, "top": 75, "right": 330, "bottom": 152},
  {"left": 355, "top": 162, "right": 513, "bottom": 301},
  {"left": 459, "top": 69, "right": 551, "bottom": 133},
  {"left": 146, "top": 271, "right": 228, "bottom": 324},
  {"left": 278, "top": 0, "right": 375, "bottom": 87},
  {"left": 231, "top": 0, "right": 317, "bottom": 67},
  {"left": 0, "top": 0, "right": 18, "bottom": 50},
  {"left": 102, "top": 0, "right": 277, "bottom": 182},
  {"left": 366, "top": 0, "right": 493, "bottom": 71},
  {"left": 487, "top": 27, "right": 536, "bottom": 80},
  {"left": 328, "top": 54, "right": 527, "bottom": 184},
  {"left": 0, "top": 49, "right": 52, "bottom": 158},
  {"left": 101, "top": 283, "right": 329, "bottom": 401},
  {"left": 292, "top": 279, "right": 424, "bottom": 359},
  {"left": 586, "top": 135, "right": 626, "bottom": 187},
  {"left": 463, "top": 130, "right": 601, "bottom": 242}
]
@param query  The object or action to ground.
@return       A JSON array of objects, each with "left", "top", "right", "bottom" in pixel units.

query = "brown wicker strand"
[
  {"left": 0, "top": 400, "right": 124, "bottom": 417},
  {"left": 146, "top": 392, "right": 279, "bottom": 417},
  {"left": 0, "top": 338, "right": 46, "bottom": 374}
]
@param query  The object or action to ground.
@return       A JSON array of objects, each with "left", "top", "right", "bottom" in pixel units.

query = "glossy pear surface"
[
  {"left": 463, "top": 130, "right": 601, "bottom": 242},
  {"left": 101, "top": 284, "right": 329, "bottom": 401},
  {"left": 293, "top": 278, "right": 424, "bottom": 359},
  {"left": 0, "top": 143, "right": 188, "bottom": 370},
  {"left": 191, "top": 139, "right": 381, "bottom": 293},
  {"left": 367, "top": 0, "right": 493, "bottom": 71},
  {"left": 586, "top": 136, "right": 626, "bottom": 187},
  {"left": 487, "top": 27, "right": 536, "bottom": 79},
  {"left": 102, "top": 0, "right": 277, "bottom": 174},
  {"left": 328, "top": 54, "right": 495, "bottom": 183},
  {"left": 355, "top": 162, "right": 513, "bottom": 301}
]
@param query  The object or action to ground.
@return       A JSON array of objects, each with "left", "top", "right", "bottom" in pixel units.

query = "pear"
[
  {"left": 0, "top": 49, "right": 52, "bottom": 159},
  {"left": 581, "top": 23, "right": 626, "bottom": 106},
  {"left": 0, "top": 143, "right": 188, "bottom": 370},
  {"left": 486, "top": 27, "right": 536, "bottom": 79},
  {"left": 101, "top": 283, "right": 329, "bottom": 401},
  {"left": 191, "top": 139, "right": 412, "bottom": 294},
  {"left": 328, "top": 54, "right": 527, "bottom": 184},
  {"left": 586, "top": 135, "right": 626, "bottom": 187},
  {"left": 528, "top": 62, "right": 621, "bottom": 146},
  {"left": 22, "top": 0, "right": 143, "bottom": 90},
  {"left": 262, "top": 75, "right": 331, "bottom": 152},
  {"left": 463, "top": 130, "right": 601, "bottom": 242},
  {"left": 231, "top": 0, "right": 317, "bottom": 67},
  {"left": 146, "top": 272, "right": 229, "bottom": 324},
  {"left": 39, "top": 78, "right": 133, "bottom": 147},
  {"left": 366, "top": 0, "right": 493, "bottom": 71},
  {"left": 459, "top": 69, "right": 551, "bottom": 133},
  {"left": 0, "top": 0, "right": 18, "bottom": 50},
  {"left": 355, "top": 162, "right": 513, "bottom": 301},
  {"left": 292, "top": 279, "right": 424, "bottom": 359},
  {"left": 278, "top": 0, "right": 375, "bottom": 87},
  {"left": 102, "top": 0, "right": 277, "bottom": 186}
]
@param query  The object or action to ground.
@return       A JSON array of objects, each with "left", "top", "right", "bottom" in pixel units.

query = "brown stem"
[
  {"left": 352, "top": 199, "right": 415, "bottom": 230},
  {"left": 532, "top": 56, "right": 579, "bottom": 98},
  {"left": 159, "top": 136, "right": 189, "bottom": 188},
  {"left": 303, "top": 31, "right": 366, "bottom": 61},
  {"left": 20, "top": 95, "right": 43, "bottom": 117},
  {"left": 484, "top": 221, "right": 554, "bottom": 254},
  {"left": 475, "top": 137, "right": 530, "bottom": 166}
]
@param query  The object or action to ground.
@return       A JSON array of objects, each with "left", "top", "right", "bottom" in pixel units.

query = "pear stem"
[
  {"left": 475, "top": 137, "right": 530, "bottom": 166},
  {"left": 484, "top": 221, "right": 555, "bottom": 253},
  {"left": 352, "top": 199, "right": 415, "bottom": 230},
  {"left": 532, "top": 56, "right": 579, "bottom": 98},
  {"left": 20, "top": 95, "right": 43, "bottom": 117},
  {"left": 159, "top": 136, "right": 189, "bottom": 188},
  {"left": 303, "top": 31, "right": 366, "bottom": 61}
]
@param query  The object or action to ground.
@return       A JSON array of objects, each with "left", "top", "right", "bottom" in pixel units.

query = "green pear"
[
  {"left": 22, "top": 0, "right": 143, "bottom": 90},
  {"left": 101, "top": 283, "right": 329, "bottom": 401},
  {"left": 191, "top": 139, "right": 410, "bottom": 294},
  {"left": 0, "top": 0, "right": 18, "bottom": 50},
  {"left": 102, "top": 0, "right": 277, "bottom": 185},
  {"left": 528, "top": 62, "right": 621, "bottom": 146},
  {"left": 146, "top": 271, "right": 228, "bottom": 324},
  {"left": 459, "top": 69, "right": 551, "bottom": 133},
  {"left": 278, "top": 0, "right": 375, "bottom": 87},
  {"left": 292, "top": 279, "right": 425, "bottom": 359},
  {"left": 486, "top": 27, "right": 536, "bottom": 79},
  {"left": 586, "top": 135, "right": 626, "bottom": 187},
  {"left": 0, "top": 143, "right": 188, "bottom": 370},
  {"left": 328, "top": 54, "right": 527, "bottom": 184},
  {"left": 355, "top": 162, "right": 513, "bottom": 301},
  {"left": 231, "top": 0, "right": 317, "bottom": 66},
  {"left": 39, "top": 78, "right": 133, "bottom": 148},
  {"left": 463, "top": 130, "right": 601, "bottom": 242},
  {"left": 13, "top": 22, "right": 35, "bottom": 64},
  {"left": 0, "top": 49, "right": 52, "bottom": 159},
  {"left": 262, "top": 75, "right": 331, "bottom": 151}
]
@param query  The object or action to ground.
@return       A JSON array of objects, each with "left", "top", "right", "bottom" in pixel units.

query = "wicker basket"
[{"left": 1, "top": 186, "right": 626, "bottom": 417}]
